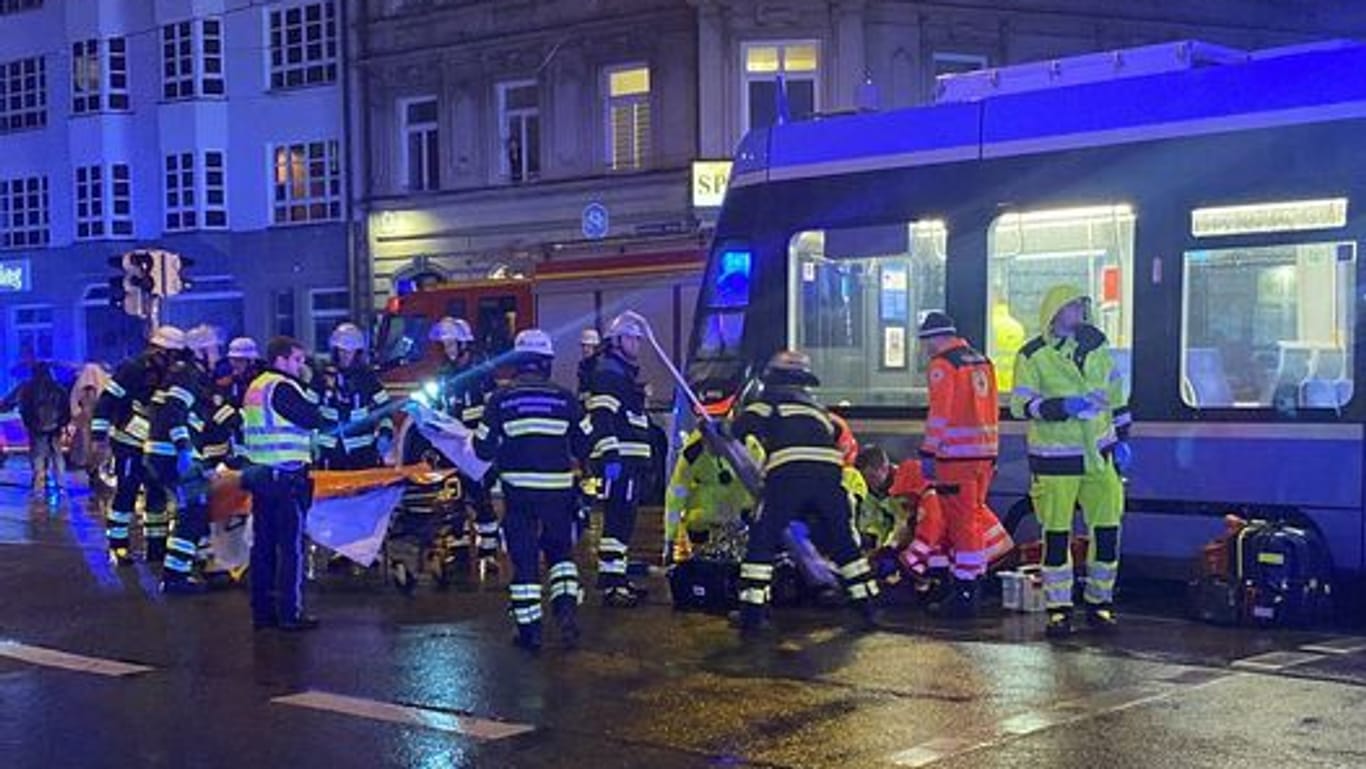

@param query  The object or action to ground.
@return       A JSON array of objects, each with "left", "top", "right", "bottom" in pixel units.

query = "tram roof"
[{"left": 731, "top": 39, "right": 1366, "bottom": 189}]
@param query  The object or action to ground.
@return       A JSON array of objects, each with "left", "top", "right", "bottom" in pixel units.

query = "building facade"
[
  {"left": 0, "top": 0, "right": 353, "bottom": 391},
  {"left": 355, "top": 0, "right": 1366, "bottom": 319}
]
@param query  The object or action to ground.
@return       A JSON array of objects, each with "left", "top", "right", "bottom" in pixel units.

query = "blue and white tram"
[{"left": 683, "top": 41, "right": 1366, "bottom": 596}]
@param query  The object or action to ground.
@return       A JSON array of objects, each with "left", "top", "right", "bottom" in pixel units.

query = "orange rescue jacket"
[{"left": 921, "top": 337, "right": 999, "bottom": 461}]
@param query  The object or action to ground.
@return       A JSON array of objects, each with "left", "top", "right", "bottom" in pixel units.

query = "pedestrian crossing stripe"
[
  {"left": 272, "top": 690, "right": 535, "bottom": 741},
  {"left": 0, "top": 641, "right": 154, "bottom": 677}
]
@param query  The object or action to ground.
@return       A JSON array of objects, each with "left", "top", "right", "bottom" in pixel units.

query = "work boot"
[
  {"left": 1085, "top": 603, "right": 1120, "bottom": 633},
  {"left": 161, "top": 575, "right": 208, "bottom": 595},
  {"left": 552, "top": 597, "right": 581, "bottom": 649},
  {"left": 849, "top": 598, "right": 881, "bottom": 632},
  {"left": 109, "top": 547, "right": 135, "bottom": 567},
  {"left": 602, "top": 585, "right": 641, "bottom": 609},
  {"left": 145, "top": 537, "right": 168, "bottom": 564},
  {"left": 943, "top": 578, "right": 981, "bottom": 619},
  {"left": 1045, "top": 608, "right": 1074, "bottom": 639},
  {"left": 513, "top": 621, "right": 543, "bottom": 653}
]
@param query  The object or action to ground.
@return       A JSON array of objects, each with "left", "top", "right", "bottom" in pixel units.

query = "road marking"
[
  {"left": 1300, "top": 637, "right": 1366, "bottom": 656},
  {"left": 272, "top": 690, "right": 535, "bottom": 741},
  {"left": 888, "top": 672, "right": 1231, "bottom": 768},
  {"left": 1231, "top": 651, "right": 1325, "bottom": 672},
  {"left": 0, "top": 641, "right": 153, "bottom": 677}
]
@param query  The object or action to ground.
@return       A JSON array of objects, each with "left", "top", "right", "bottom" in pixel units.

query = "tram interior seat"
[
  {"left": 1267, "top": 343, "right": 1316, "bottom": 409},
  {"left": 1184, "top": 347, "right": 1234, "bottom": 407},
  {"left": 1299, "top": 347, "right": 1351, "bottom": 409}
]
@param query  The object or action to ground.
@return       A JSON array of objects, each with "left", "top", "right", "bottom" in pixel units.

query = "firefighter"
[
  {"left": 429, "top": 316, "right": 500, "bottom": 569},
  {"left": 91, "top": 325, "right": 185, "bottom": 565},
  {"left": 473, "top": 329, "right": 593, "bottom": 651},
  {"left": 585, "top": 312, "right": 655, "bottom": 607},
  {"left": 576, "top": 327, "right": 601, "bottom": 398},
  {"left": 315, "top": 322, "right": 393, "bottom": 470},
  {"left": 223, "top": 337, "right": 261, "bottom": 406},
  {"left": 148, "top": 325, "right": 239, "bottom": 594},
  {"left": 733, "top": 350, "right": 881, "bottom": 635},
  {"left": 916, "top": 311, "right": 1000, "bottom": 617},
  {"left": 242, "top": 336, "right": 339, "bottom": 631},
  {"left": 663, "top": 383, "right": 754, "bottom": 564},
  {"left": 1010, "top": 285, "right": 1130, "bottom": 637}
]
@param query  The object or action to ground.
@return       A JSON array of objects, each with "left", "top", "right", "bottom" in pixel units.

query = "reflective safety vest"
[
  {"left": 922, "top": 337, "right": 999, "bottom": 461},
  {"left": 242, "top": 371, "right": 313, "bottom": 467},
  {"left": 665, "top": 429, "right": 757, "bottom": 546}
]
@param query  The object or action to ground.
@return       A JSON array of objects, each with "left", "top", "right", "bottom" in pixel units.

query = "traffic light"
[
  {"left": 129, "top": 251, "right": 155, "bottom": 293},
  {"left": 108, "top": 275, "right": 127, "bottom": 310},
  {"left": 178, "top": 255, "right": 194, "bottom": 292}
]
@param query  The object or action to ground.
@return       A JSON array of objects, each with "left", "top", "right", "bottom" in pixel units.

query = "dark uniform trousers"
[
  {"left": 505, "top": 488, "right": 581, "bottom": 627},
  {"left": 147, "top": 456, "right": 209, "bottom": 578},
  {"left": 249, "top": 467, "right": 312, "bottom": 624},
  {"left": 597, "top": 459, "right": 648, "bottom": 589},
  {"left": 109, "top": 443, "right": 169, "bottom": 557}
]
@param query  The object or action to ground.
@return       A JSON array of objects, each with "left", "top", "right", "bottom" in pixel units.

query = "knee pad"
[
  {"left": 1043, "top": 531, "right": 1071, "bottom": 567},
  {"left": 1094, "top": 526, "right": 1120, "bottom": 563}
]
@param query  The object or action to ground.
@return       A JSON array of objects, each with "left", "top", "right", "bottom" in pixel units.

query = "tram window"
[
  {"left": 788, "top": 221, "right": 947, "bottom": 407},
  {"left": 1181, "top": 241, "right": 1355, "bottom": 410},
  {"left": 987, "top": 205, "right": 1135, "bottom": 399},
  {"left": 697, "top": 311, "right": 745, "bottom": 359}
]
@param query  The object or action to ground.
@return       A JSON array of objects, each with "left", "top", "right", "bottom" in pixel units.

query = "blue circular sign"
[{"left": 582, "top": 202, "right": 610, "bottom": 240}]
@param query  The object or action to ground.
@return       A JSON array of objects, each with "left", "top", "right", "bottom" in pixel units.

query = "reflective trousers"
[
  {"left": 1033, "top": 461, "right": 1124, "bottom": 610},
  {"left": 109, "top": 443, "right": 168, "bottom": 554},
  {"left": 936, "top": 460, "right": 996, "bottom": 581},
  {"left": 504, "top": 488, "right": 580, "bottom": 629},
  {"left": 597, "top": 461, "right": 647, "bottom": 590},
  {"left": 148, "top": 456, "right": 209, "bottom": 579}
]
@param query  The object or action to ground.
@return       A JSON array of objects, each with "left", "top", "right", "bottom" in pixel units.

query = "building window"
[
  {"left": 163, "top": 19, "right": 225, "bottom": 100},
  {"left": 111, "top": 164, "right": 132, "bottom": 236},
  {"left": 401, "top": 97, "right": 440, "bottom": 192},
  {"left": 76, "top": 164, "right": 132, "bottom": 240},
  {"left": 309, "top": 288, "right": 350, "bottom": 354},
  {"left": 0, "top": 0, "right": 42, "bottom": 16},
  {"left": 72, "top": 38, "right": 128, "bottom": 114},
  {"left": 742, "top": 41, "right": 818, "bottom": 133},
  {"left": 75, "top": 166, "right": 103, "bottom": 239},
  {"left": 1182, "top": 198, "right": 1355, "bottom": 410},
  {"left": 788, "top": 221, "right": 947, "bottom": 407},
  {"left": 274, "top": 289, "right": 296, "bottom": 337},
  {"left": 0, "top": 176, "right": 49, "bottom": 249},
  {"left": 11, "top": 305, "right": 53, "bottom": 362},
  {"left": 272, "top": 140, "right": 341, "bottom": 224},
  {"left": 165, "top": 152, "right": 228, "bottom": 232},
  {"left": 0, "top": 56, "right": 46, "bottom": 133},
  {"left": 987, "top": 204, "right": 1135, "bottom": 398},
  {"left": 268, "top": 1, "right": 338, "bottom": 90},
  {"left": 497, "top": 81, "right": 540, "bottom": 184},
  {"left": 606, "top": 65, "right": 650, "bottom": 171}
]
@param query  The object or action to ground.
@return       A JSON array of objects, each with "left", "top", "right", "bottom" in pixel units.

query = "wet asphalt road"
[{"left": 2, "top": 472, "right": 1366, "bottom": 769}]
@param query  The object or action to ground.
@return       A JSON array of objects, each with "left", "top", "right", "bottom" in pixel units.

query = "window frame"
[
  {"left": 0, "top": 56, "right": 47, "bottom": 133},
  {"left": 604, "top": 63, "right": 652, "bottom": 172},
  {"left": 0, "top": 175, "right": 49, "bottom": 250},
  {"left": 267, "top": 1, "right": 339, "bottom": 92},
  {"left": 399, "top": 95, "right": 440, "bottom": 192},
  {"left": 740, "top": 40, "right": 821, "bottom": 136},
  {"left": 496, "top": 80, "right": 540, "bottom": 184},
  {"left": 309, "top": 287, "right": 351, "bottom": 354},
  {"left": 269, "top": 139, "right": 342, "bottom": 225},
  {"left": 72, "top": 38, "right": 129, "bottom": 114},
  {"left": 10, "top": 302, "right": 55, "bottom": 363}
]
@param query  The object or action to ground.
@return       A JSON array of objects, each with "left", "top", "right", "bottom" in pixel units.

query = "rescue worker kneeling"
[
  {"left": 1011, "top": 286, "right": 1130, "bottom": 637},
  {"left": 733, "top": 351, "right": 880, "bottom": 635},
  {"left": 664, "top": 383, "right": 754, "bottom": 564},
  {"left": 473, "top": 329, "right": 593, "bottom": 652}
]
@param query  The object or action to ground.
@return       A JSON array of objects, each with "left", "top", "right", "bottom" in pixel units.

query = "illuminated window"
[
  {"left": 742, "top": 40, "right": 819, "bottom": 133},
  {"left": 0, "top": 56, "right": 46, "bottom": 133},
  {"left": 0, "top": 176, "right": 49, "bottom": 249},
  {"left": 402, "top": 97, "right": 440, "bottom": 191},
  {"left": 1182, "top": 200, "right": 1355, "bottom": 409},
  {"left": 497, "top": 81, "right": 539, "bottom": 183},
  {"left": 271, "top": 140, "right": 340, "bottom": 224},
  {"left": 163, "top": 19, "right": 224, "bottom": 100},
  {"left": 789, "top": 220, "right": 948, "bottom": 407},
  {"left": 606, "top": 65, "right": 650, "bottom": 171},
  {"left": 72, "top": 39, "right": 128, "bottom": 113},
  {"left": 1191, "top": 198, "right": 1347, "bottom": 238},
  {"left": 987, "top": 205, "right": 1135, "bottom": 398},
  {"left": 268, "top": 2, "right": 338, "bottom": 90}
]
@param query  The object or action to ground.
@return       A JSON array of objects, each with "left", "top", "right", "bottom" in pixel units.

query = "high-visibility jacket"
[
  {"left": 920, "top": 337, "right": 999, "bottom": 462},
  {"left": 845, "top": 467, "right": 906, "bottom": 548},
  {"left": 313, "top": 361, "right": 393, "bottom": 454},
  {"left": 92, "top": 351, "right": 164, "bottom": 451},
  {"left": 733, "top": 387, "right": 844, "bottom": 474},
  {"left": 242, "top": 372, "right": 316, "bottom": 468},
  {"left": 888, "top": 459, "right": 1013, "bottom": 574},
  {"left": 473, "top": 373, "right": 592, "bottom": 491},
  {"left": 1009, "top": 284, "right": 1131, "bottom": 476},
  {"left": 665, "top": 429, "right": 756, "bottom": 551},
  {"left": 585, "top": 350, "right": 653, "bottom": 463}
]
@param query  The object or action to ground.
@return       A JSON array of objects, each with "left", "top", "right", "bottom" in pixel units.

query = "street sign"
[{"left": 581, "top": 203, "right": 609, "bottom": 240}]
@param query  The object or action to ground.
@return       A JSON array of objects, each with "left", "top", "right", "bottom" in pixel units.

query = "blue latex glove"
[
  {"left": 604, "top": 462, "right": 623, "bottom": 483},
  {"left": 1112, "top": 441, "right": 1133, "bottom": 474},
  {"left": 176, "top": 448, "right": 196, "bottom": 478},
  {"left": 376, "top": 434, "right": 393, "bottom": 460},
  {"left": 920, "top": 457, "right": 936, "bottom": 482},
  {"left": 1062, "top": 396, "right": 1092, "bottom": 418}
]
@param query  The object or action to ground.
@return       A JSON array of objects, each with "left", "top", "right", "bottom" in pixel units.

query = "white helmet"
[
  {"left": 430, "top": 316, "right": 474, "bottom": 344},
  {"left": 513, "top": 329, "right": 554, "bottom": 358},
  {"left": 149, "top": 325, "right": 187, "bottom": 351},
  {"left": 580, "top": 328, "right": 602, "bottom": 346},
  {"left": 606, "top": 311, "right": 647, "bottom": 340},
  {"left": 227, "top": 337, "right": 259, "bottom": 360},
  {"left": 185, "top": 324, "right": 221, "bottom": 353},
  {"left": 329, "top": 322, "right": 366, "bottom": 352}
]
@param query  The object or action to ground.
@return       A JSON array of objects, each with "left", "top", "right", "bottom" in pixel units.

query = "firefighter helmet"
[
  {"left": 227, "top": 337, "right": 260, "bottom": 360},
  {"left": 430, "top": 316, "right": 474, "bottom": 344},
  {"left": 580, "top": 327, "right": 602, "bottom": 346},
  {"left": 329, "top": 322, "right": 366, "bottom": 352},
  {"left": 149, "top": 325, "right": 187, "bottom": 351},
  {"left": 513, "top": 328, "right": 555, "bottom": 358},
  {"left": 185, "top": 324, "right": 221, "bottom": 353},
  {"left": 605, "top": 311, "right": 647, "bottom": 340},
  {"left": 762, "top": 349, "right": 820, "bottom": 387}
]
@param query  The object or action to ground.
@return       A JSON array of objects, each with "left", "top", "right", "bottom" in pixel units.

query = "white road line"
[
  {"left": 272, "top": 690, "right": 535, "bottom": 741},
  {"left": 1231, "top": 651, "right": 1325, "bottom": 672},
  {"left": 1299, "top": 637, "right": 1366, "bottom": 656},
  {"left": 887, "top": 672, "right": 1232, "bottom": 768},
  {"left": 0, "top": 640, "right": 154, "bottom": 677}
]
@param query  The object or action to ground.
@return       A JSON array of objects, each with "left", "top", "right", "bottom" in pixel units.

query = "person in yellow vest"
[
  {"left": 664, "top": 386, "right": 755, "bottom": 563},
  {"left": 992, "top": 300, "right": 1026, "bottom": 393},
  {"left": 242, "top": 336, "right": 338, "bottom": 632}
]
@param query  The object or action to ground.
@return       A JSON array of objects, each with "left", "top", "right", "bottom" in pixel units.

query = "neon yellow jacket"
[
  {"left": 665, "top": 429, "right": 756, "bottom": 547},
  {"left": 1009, "top": 284, "right": 1131, "bottom": 476}
]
